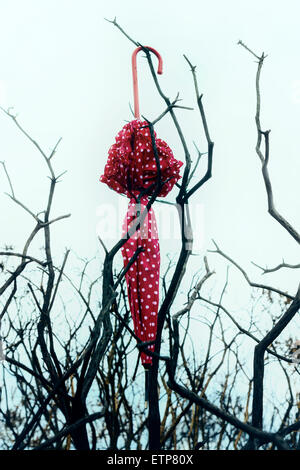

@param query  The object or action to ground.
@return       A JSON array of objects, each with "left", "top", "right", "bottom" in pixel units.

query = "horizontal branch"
[
  {"left": 0, "top": 251, "right": 47, "bottom": 267},
  {"left": 200, "top": 296, "right": 294, "bottom": 363},
  {"left": 166, "top": 362, "right": 290, "bottom": 450},
  {"left": 252, "top": 260, "right": 300, "bottom": 275},
  {"left": 209, "top": 240, "right": 295, "bottom": 300},
  {"left": 32, "top": 411, "right": 106, "bottom": 450}
]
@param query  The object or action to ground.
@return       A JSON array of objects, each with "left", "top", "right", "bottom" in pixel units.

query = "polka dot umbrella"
[{"left": 100, "top": 46, "right": 183, "bottom": 368}]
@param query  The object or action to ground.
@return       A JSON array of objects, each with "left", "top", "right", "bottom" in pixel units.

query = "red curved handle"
[{"left": 132, "top": 46, "right": 163, "bottom": 120}]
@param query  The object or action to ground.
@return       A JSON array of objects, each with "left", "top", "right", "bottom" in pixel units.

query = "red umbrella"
[{"left": 100, "top": 46, "right": 183, "bottom": 368}]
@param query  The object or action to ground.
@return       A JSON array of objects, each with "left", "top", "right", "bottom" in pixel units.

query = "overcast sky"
[{"left": 0, "top": 0, "right": 299, "bottom": 325}]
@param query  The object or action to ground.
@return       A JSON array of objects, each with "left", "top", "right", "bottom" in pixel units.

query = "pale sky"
[{"left": 0, "top": 0, "right": 299, "bottom": 331}]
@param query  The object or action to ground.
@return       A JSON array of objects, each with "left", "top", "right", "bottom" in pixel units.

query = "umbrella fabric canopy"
[
  {"left": 121, "top": 192, "right": 160, "bottom": 366},
  {"left": 100, "top": 119, "right": 183, "bottom": 365},
  {"left": 100, "top": 46, "right": 183, "bottom": 367}
]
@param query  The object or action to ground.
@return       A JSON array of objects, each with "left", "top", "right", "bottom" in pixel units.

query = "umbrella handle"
[{"left": 132, "top": 46, "right": 163, "bottom": 120}]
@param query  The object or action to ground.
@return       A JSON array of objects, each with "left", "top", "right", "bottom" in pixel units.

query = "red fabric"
[
  {"left": 100, "top": 119, "right": 183, "bottom": 366},
  {"left": 121, "top": 195, "right": 160, "bottom": 365},
  {"left": 100, "top": 119, "right": 182, "bottom": 197}
]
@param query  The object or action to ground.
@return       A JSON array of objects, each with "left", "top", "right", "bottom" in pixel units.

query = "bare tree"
[{"left": 0, "top": 23, "right": 299, "bottom": 451}]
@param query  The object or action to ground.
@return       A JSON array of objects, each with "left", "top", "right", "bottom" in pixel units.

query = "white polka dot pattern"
[
  {"left": 100, "top": 119, "right": 183, "bottom": 197},
  {"left": 121, "top": 195, "right": 160, "bottom": 366},
  {"left": 99, "top": 119, "right": 183, "bottom": 367}
]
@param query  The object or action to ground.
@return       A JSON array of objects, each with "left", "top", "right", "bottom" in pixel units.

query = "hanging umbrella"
[{"left": 100, "top": 46, "right": 183, "bottom": 368}]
